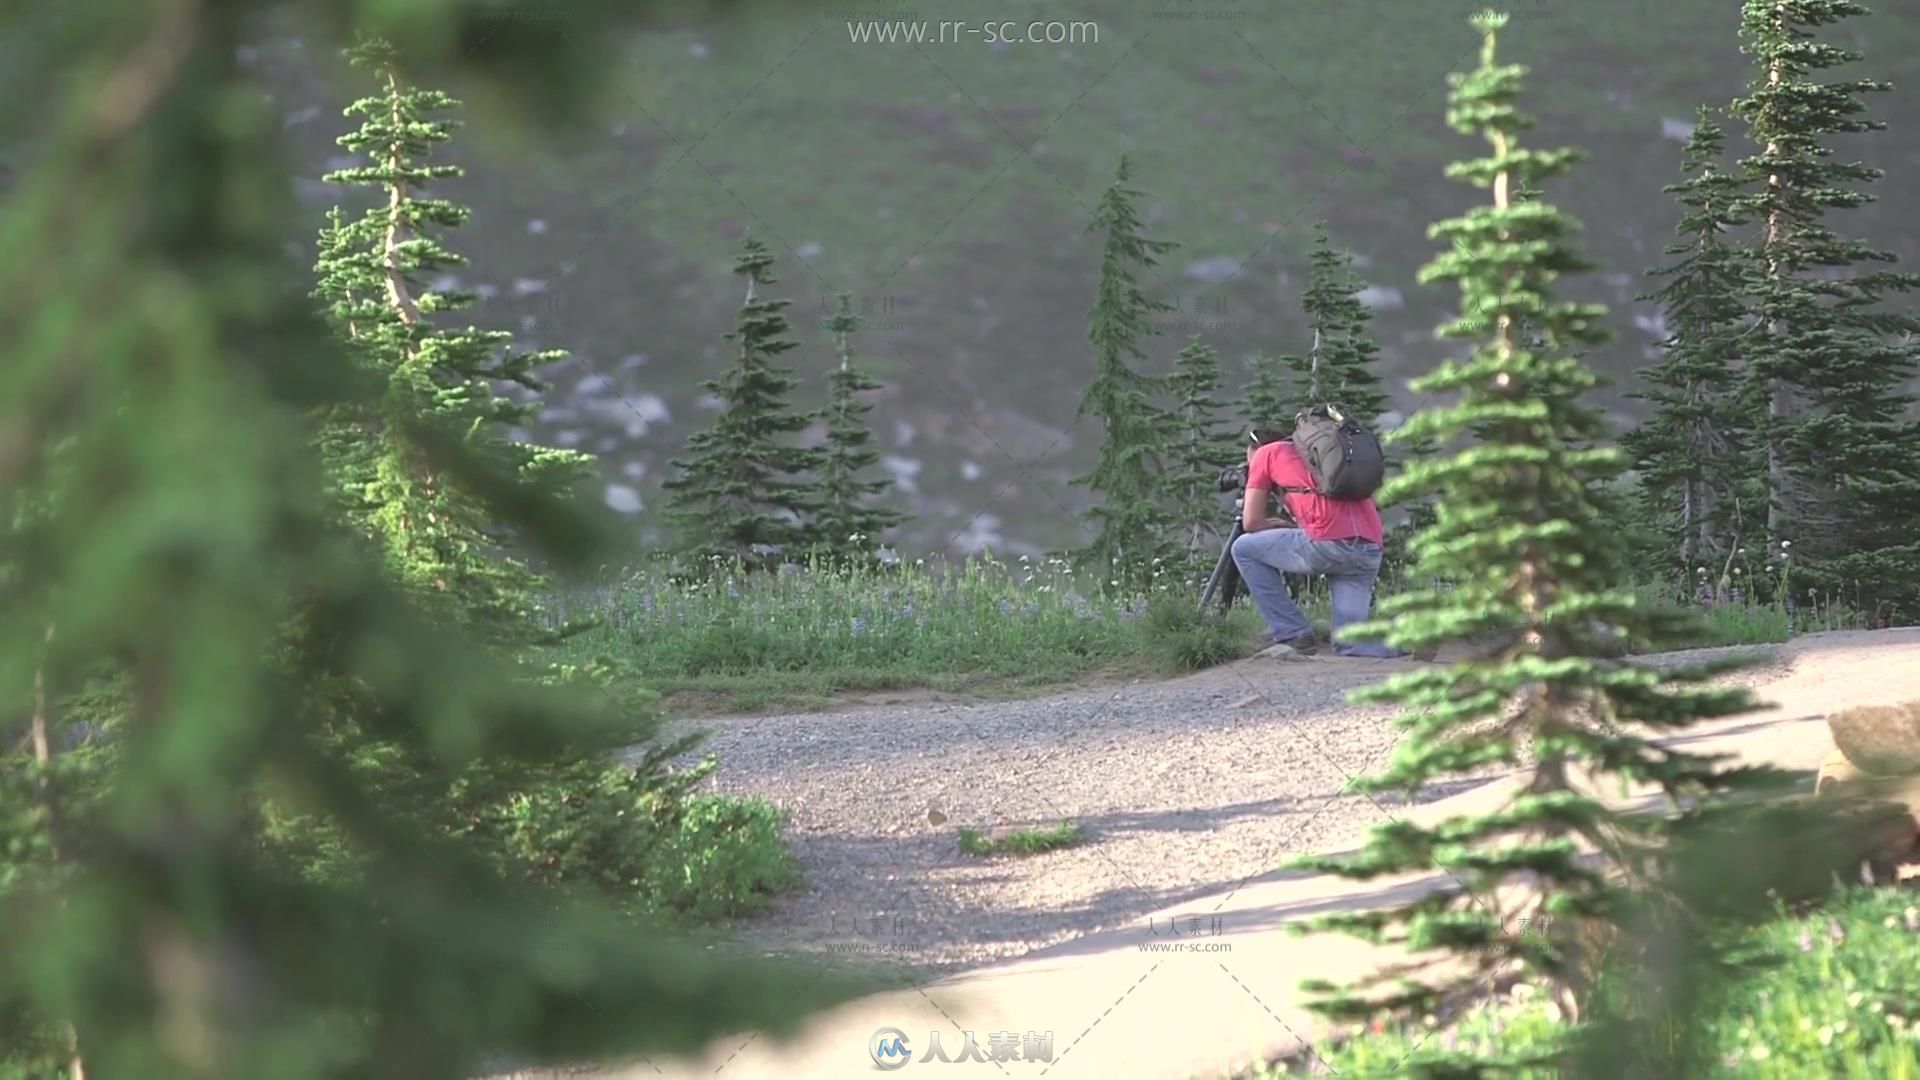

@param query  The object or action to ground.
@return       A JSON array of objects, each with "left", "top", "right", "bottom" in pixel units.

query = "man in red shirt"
[{"left": 1232, "top": 426, "right": 1406, "bottom": 658}]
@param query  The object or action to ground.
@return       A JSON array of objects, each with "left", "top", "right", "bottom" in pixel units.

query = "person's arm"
[
  {"left": 1242, "top": 450, "right": 1272, "bottom": 532},
  {"left": 1241, "top": 484, "right": 1270, "bottom": 532},
  {"left": 1245, "top": 446, "right": 1308, "bottom": 531}
]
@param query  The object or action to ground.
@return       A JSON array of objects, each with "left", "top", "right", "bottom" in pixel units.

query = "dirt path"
[{"left": 633, "top": 638, "right": 1805, "bottom": 978}]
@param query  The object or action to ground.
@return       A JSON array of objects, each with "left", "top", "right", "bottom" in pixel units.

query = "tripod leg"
[
  {"left": 1200, "top": 542, "right": 1232, "bottom": 610},
  {"left": 1221, "top": 561, "right": 1242, "bottom": 612},
  {"left": 1202, "top": 523, "right": 1244, "bottom": 613}
]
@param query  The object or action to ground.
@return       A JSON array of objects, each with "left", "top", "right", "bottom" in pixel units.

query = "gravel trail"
[{"left": 633, "top": 641, "right": 1796, "bottom": 979}]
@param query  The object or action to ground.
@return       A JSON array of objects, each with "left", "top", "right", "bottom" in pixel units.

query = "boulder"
[{"left": 1827, "top": 699, "right": 1920, "bottom": 777}]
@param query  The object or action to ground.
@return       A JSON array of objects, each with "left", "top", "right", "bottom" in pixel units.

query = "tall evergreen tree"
[
  {"left": 1071, "top": 155, "right": 1181, "bottom": 589},
  {"left": 1286, "top": 223, "right": 1392, "bottom": 425},
  {"left": 1242, "top": 352, "right": 1291, "bottom": 427},
  {"left": 301, "top": 48, "right": 723, "bottom": 947},
  {"left": 1621, "top": 109, "right": 1765, "bottom": 576},
  {"left": 0, "top": 3, "right": 869, "bottom": 1076},
  {"left": 312, "top": 37, "right": 595, "bottom": 634},
  {"left": 1269, "top": 349, "right": 1315, "bottom": 428},
  {"left": 1234, "top": 351, "right": 1295, "bottom": 541},
  {"left": 1287, "top": 14, "right": 1784, "bottom": 1052},
  {"left": 811, "top": 294, "right": 907, "bottom": 561},
  {"left": 663, "top": 236, "right": 824, "bottom": 569},
  {"left": 1729, "top": 0, "right": 1920, "bottom": 614},
  {"left": 1165, "top": 336, "right": 1238, "bottom": 553}
]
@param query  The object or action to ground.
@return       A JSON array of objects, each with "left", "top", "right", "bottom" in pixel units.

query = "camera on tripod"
[
  {"left": 1200, "top": 468, "right": 1253, "bottom": 612},
  {"left": 1200, "top": 451, "right": 1289, "bottom": 613}
]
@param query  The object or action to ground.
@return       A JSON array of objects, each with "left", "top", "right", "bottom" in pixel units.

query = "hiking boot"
[
  {"left": 1272, "top": 634, "right": 1318, "bottom": 656},
  {"left": 1254, "top": 643, "right": 1313, "bottom": 662}
]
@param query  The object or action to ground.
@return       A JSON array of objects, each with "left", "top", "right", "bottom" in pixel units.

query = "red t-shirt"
[{"left": 1247, "top": 442, "right": 1384, "bottom": 544}]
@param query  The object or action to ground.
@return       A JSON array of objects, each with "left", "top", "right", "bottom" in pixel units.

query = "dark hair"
[{"left": 1247, "top": 425, "right": 1288, "bottom": 448}]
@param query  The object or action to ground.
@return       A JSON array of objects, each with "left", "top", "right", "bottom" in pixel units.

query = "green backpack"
[{"left": 1284, "top": 404, "right": 1385, "bottom": 500}]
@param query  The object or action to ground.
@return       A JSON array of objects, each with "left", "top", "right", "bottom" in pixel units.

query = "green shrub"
[
  {"left": 491, "top": 749, "right": 711, "bottom": 900},
  {"left": 498, "top": 770, "right": 802, "bottom": 923},
  {"left": 653, "top": 795, "right": 803, "bottom": 922},
  {"left": 1279, "top": 888, "right": 1920, "bottom": 1078},
  {"left": 246, "top": 654, "right": 800, "bottom": 926},
  {"left": 0, "top": 1002, "right": 72, "bottom": 1080},
  {"left": 255, "top": 724, "right": 799, "bottom": 927}
]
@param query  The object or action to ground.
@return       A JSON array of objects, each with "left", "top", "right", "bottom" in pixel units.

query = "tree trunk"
[
  {"left": 1699, "top": 482, "right": 1718, "bottom": 566},
  {"left": 29, "top": 623, "right": 86, "bottom": 1080},
  {"left": 1763, "top": 26, "right": 1786, "bottom": 539},
  {"left": 1679, "top": 478, "right": 1695, "bottom": 568},
  {"left": 1308, "top": 325, "right": 1323, "bottom": 403},
  {"left": 381, "top": 67, "right": 421, "bottom": 327}
]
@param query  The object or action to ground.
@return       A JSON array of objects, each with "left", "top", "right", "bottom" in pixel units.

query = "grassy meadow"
[{"left": 544, "top": 551, "right": 1866, "bottom": 715}]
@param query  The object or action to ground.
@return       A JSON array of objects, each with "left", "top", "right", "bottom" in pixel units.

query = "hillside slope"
[{"left": 226, "top": 3, "right": 1920, "bottom": 551}]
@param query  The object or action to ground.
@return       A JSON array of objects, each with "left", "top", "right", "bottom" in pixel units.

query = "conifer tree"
[
  {"left": 312, "top": 37, "right": 596, "bottom": 635},
  {"left": 0, "top": 4, "right": 869, "bottom": 1075},
  {"left": 1287, "top": 223, "right": 1392, "bottom": 425},
  {"left": 1268, "top": 350, "right": 1315, "bottom": 427},
  {"left": 1071, "top": 155, "right": 1181, "bottom": 589},
  {"left": 663, "top": 236, "right": 824, "bottom": 569},
  {"left": 811, "top": 294, "right": 907, "bottom": 561},
  {"left": 1241, "top": 352, "right": 1291, "bottom": 427},
  {"left": 1621, "top": 109, "right": 1764, "bottom": 575},
  {"left": 301, "top": 45, "right": 723, "bottom": 943},
  {"left": 1729, "top": 0, "right": 1920, "bottom": 613},
  {"left": 1165, "top": 336, "right": 1238, "bottom": 553},
  {"left": 1237, "top": 350, "right": 1305, "bottom": 549},
  {"left": 1286, "top": 14, "right": 1784, "bottom": 1048},
  {"left": 1288, "top": 225, "right": 1434, "bottom": 569}
]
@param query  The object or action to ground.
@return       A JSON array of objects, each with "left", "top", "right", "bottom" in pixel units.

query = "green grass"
[
  {"left": 544, "top": 553, "right": 1853, "bottom": 716},
  {"left": 1631, "top": 580, "right": 1870, "bottom": 651},
  {"left": 957, "top": 821, "right": 1085, "bottom": 857},
  {"left": 1243, "top": 887, "right": 1920, "bottom": 1078},
  {"left": 546, "top": 552, "right": 1266, "bottom": 713}
]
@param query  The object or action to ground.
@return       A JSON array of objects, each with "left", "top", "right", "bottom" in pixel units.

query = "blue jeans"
[{"left": 1229, "top": 529, "right": 1405, "bottom": 658}]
